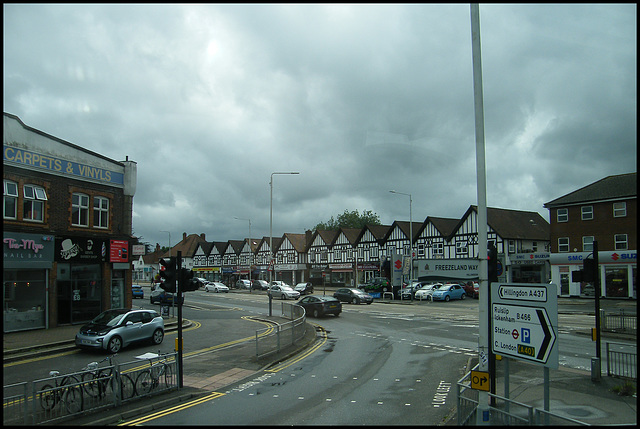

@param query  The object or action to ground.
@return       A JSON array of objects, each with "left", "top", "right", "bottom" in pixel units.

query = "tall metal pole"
[
  {"left": 235, "top": 217, "right": 252, "bottom": 293},
  {"left": 471, "top": 4, "right": 491, "bottom": 424},
  {"left": 389, "top": 190, "right": 413, "bottom": 298},
  {"left": 269, "top": 172, "right": 299, "bottom": 316},
  {"left": 176, "top": 251, "right": 183, "bottom": 389}
]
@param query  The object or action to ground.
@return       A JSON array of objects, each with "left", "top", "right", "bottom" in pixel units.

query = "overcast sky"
[{"left": 4, "top": 4, "right": 636, "bottom": 250}]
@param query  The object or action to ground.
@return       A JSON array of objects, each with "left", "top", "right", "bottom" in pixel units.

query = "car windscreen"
[{"left": 92, "top": 310, "right": 128, "bottom": 326}]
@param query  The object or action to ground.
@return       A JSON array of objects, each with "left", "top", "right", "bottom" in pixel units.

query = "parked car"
[
  {"left": 132, "top": 284, "right": 144, "bottom": 299},
  {"left": 252, "top": 280, "right": 269, "bottom": 290},
  {"left": 582, "top": 284, "right": 595, "bottom": 296},
  {"left": 333, "top": 288, "right": 373, "bottom": 304},
  {"left": 235, "top": 279, "right": 252, "bottom": 289},
  {"left": 414, "top": 283, "right": 442, "bottom": 301},
  {"left": 75, "top": 308, "right": 164, "bottom": 353},
  {"left": 462, "top": 282, "right": 479, "bottom": 298},
  {"left": 294, "top": 282, "right": 314, "bottom": 295},
  {"left": 297, "top": 295, "right": 342, "bottom": 317},
  {"left": 400, "top": 281, "right": 430, "bottom": 299},
  {"left": 269, "top": 284, "right": 300, "bottom": 300},
  {"left": 150, "top": 289, "right": 184, "bottom": 305},
  {"left": 205, "top": 282, "right": 229, "bottom": 293},
  {"left": 431, "top": 284, "right": 466, "bottom": 301},
  {"left": 360, "top": 277, "right": 391, "bottom": 293}
]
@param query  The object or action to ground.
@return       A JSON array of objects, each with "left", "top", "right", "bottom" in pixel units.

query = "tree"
[{"left": 312, "top": 209, "right": 381, "bottom": 231}]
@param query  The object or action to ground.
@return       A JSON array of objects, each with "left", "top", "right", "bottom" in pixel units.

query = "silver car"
[
  {"left": 75, "top": 308, "right": 164, "bottom": 353},
  {"left": 269, "top": 284, "right": 300, "bottom": 300}
]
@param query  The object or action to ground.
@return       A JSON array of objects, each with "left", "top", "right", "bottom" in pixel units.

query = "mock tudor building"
[{"left": 3, "top": 112, "right": 137, "bottom": 332}]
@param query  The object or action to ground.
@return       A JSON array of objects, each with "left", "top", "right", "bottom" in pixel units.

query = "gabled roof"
[
  {"left": 544, "top": 172, "right": 637, "bottom": 207},
  {"left": 196, "top": 242, "right": 214, "bottom": 256},
  {"left": 455, "top": 206, "right": 549, "bottom": 241},
  {"left": 385, "top": 221, "right": 423, "bottom": 243},
  {"left": 427, "top": 216, "right": 460, "bottom": 238},
  {"left": 160, "top": 233, "right": 207, "bottom": 259},
  {"left": 362, "top": 224, "right": 391, "bottom": 243},
  {"left": 338, "top": 228, "right": 363, "bottom": 246},
  {"left": 283, "top": 233, "right": 307, "bottom": 252},
  {"left": 312, "top": 229, "right": 339, "bottom": 247},
  {"left": 228, "top": 240, "right": 245, "bottom": 255},
  {"left": 142, "top": 246, "right": 166, "bottom": 265}
]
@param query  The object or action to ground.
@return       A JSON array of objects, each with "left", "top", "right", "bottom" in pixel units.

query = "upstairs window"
[
  {"left": 558, "top": 237, "right": 570, "bottom": 252},
  {"left": 433, "top": 242, "right": 444, "bottom": 256},
  {"left": 93, "top": 196, "right": 109, "bottom": 228},
  {"left": 4, "top": 180, "right": 18, "bottom": 219},
  {"left": 72, "top": 193, "right": 90, "bottom": 226},
  {"left": 615, "top": 234, "right": 628, "bottom": 250},
  {"left": 613, "top": 202, "right": 627, "bottom": 217},
  {"left": 557, "top": 208, "right": 568, "bottom": 222},
  {"left": 23, "top": 184, "right": 47, "bottom": 222},
  {"left": 456, "top": 241, "right": 468, "bottom": 256},
  {"left": 581, "top": 206, "right": 593, "bottom": 221},
  {"left": 582, "top": 236, "right": 594, "bottom": 252}
]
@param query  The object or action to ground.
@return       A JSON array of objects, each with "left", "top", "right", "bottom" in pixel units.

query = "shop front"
[
  {"left": 550, "top": 250, "right": 637, "bottom": 298},
  {"left": 55, "top": 236, "right": 110, "bottom": 325},
  {"left": 274, "top": 264, "right": 307, "bottom": 286},
  {"left": 3, "top": 232, "right": 55, "bottom": 332},
  {"left": 508, "top": 252, "right": 550, "bottom": 284}
]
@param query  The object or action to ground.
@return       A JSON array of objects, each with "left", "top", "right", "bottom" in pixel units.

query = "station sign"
[{"left": 491, "top": 283, "right": 558, "bottom": 368}]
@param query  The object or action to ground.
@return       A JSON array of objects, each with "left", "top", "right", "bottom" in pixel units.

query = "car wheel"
[
  {"left": 445, "top": 295, "right": 450, "bottom": 302},
  {"left": 366, "top": 301, "right": 372, "bottom": 305},
  {"left": 352, "top": 298, "right": 358, "bottom": 305},
  {"left": 312, "top": 309, "right": 320, "bottom": 318},
  {"left": 107, "top": 336, "right": 122, "bottom": 353},
  {"left": 334, "top": 312, "right": 340, "bottom": 317},
  {"left": 151, "top": 329, "right": 164, "bottom": 345},
  {"left": 461, "top": 293, "right": 466, "bottom": 300}
]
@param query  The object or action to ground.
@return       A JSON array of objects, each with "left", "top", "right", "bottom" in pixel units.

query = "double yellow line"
[{"left": 121, "top": 391, "right": 225, "bottom": 425}]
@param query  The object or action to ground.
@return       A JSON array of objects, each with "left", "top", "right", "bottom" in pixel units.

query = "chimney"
[
  {"left": 200, "top": 233, "right": 206, "bottom": 240},
  {"left": 183, "top": 232, "right": 187, "bottom": 241}
]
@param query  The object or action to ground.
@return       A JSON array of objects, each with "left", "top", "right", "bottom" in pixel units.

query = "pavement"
[{"left": 3, "top": 294, "right": 637, "bottom": 426}]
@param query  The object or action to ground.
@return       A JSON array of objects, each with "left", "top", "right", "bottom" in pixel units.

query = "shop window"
[
  {"left": 23, "top": 184, "right": 47, "bottom": 222},
  {"left": 582, "top": 236, "right": 594, "bottom": 252},
  {"left": 557, "top": 208, "right": 568, "bottom": 222},
  {"left": 613, "top": 202, "right": 627, "bottom": 217},
  {"left": 93, "top": 196, "right": 109, "bottom": 228},
  {"left": 72, "top": 193, "right": 90, "bottom": 226},
  {"left": 558, "top": 237, "right": 569, "bottom": 252},
  {"left": 3, "top": 180, "right": 18, "bottom": 219},
  {"left": 581, "top": 206, "right": 593, "bottom": 221},
  {"left": 614, "top": 234, "right": 628, "bottom": 250}
]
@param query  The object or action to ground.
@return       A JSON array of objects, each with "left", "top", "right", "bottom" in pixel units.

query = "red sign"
[
  {"left": 110, "top": 240, "right": 129, "bottom": 262},
  {"left": 395, "top": 259, "right": 402, "bottom": 270}
]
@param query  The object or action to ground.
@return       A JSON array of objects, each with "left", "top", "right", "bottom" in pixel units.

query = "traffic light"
[
  {"left": 159, "top": 257, "right": 177, "bottom": 293},
  {"left": 180, "top": 268, "right": 201, "bottom": 292},
  {"left": 487, "top": 243, "right": 498, "bottom": 283}
]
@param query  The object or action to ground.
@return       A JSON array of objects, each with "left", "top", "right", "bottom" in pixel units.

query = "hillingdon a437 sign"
[{"left": 491, "top": 283, "right": 559, "bottom": 368}]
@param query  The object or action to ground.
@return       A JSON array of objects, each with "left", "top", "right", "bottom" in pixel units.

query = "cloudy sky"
[{"left": 4, "top": 4, "right": 636, "bottom": 250}]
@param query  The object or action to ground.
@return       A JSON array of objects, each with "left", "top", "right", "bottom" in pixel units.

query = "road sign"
[
  {"left": 491, "top": 283, "right": 559, "bottom": 368},
  {"left": 471, "top": 370, "right": 490, "bottom": 391}
]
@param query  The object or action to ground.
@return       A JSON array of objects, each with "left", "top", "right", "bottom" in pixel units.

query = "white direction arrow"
[
  {"left": 498, "top": 284, "right": 547, "bottom": 302},
  {"left": 492, "top": 303, "right": 556, "bottom": 365}
]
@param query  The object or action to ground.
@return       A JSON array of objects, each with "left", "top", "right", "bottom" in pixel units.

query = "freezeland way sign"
[{"left": 491, "top": 283, "right": 558, "bottom": 368}]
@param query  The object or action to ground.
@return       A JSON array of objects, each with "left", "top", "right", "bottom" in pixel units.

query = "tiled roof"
[
  {"left": 544, "top": 172, "right": 637, "bottom": 207},
  {"left": 428, "top": 217, "right": 459, "bottom": 237},
  {"left": 284, "top": 233, "right": 307, "bottom": 252}
]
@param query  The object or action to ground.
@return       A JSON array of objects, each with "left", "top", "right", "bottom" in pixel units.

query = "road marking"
[
  {"left": 265, "top": 325, "right": 327, "bottom": 373},
  {"left": 120, "top": 391, "right": 226, "bottom": 425}
]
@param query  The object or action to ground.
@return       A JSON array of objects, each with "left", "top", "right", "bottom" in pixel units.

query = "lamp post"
[
  {"left": 269, "top": 172, "right": 299, "bottom": 315},
  {"left": 234, "top": 217, "right": 252, "bottom": 293},
  {"left": 389, "top": 190, "right": 413, "bottom": 299},
  {"left": 160, "top": 230, "right": 172, "bottom": 315}
]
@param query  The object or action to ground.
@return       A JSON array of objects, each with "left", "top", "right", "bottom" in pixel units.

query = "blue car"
[
  {"left": 431, "top": 284, "right": 466, "bottom": 302},
  {"left": 132, "top": 284, "right": 144, "bottom": 299}
]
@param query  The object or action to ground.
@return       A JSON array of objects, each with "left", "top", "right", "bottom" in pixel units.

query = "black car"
[
  {"left": 333, "top": 288, "right": 373, "bottom": 304},
  {"left": 252, "top": 280, "right": 269, "bottom": 290},
  {"left": 297, "top": 295, "right": 342, "bottom": 317},
  {"left": 294, "top": 282, "right": 314, "bottom": 295}
]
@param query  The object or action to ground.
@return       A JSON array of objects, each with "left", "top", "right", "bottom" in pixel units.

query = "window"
[
  {"left": 417, "top": 243, "right": 425, "bottom": 257},
  {"left": 72, "top": 193, "right": 90, "bottom": 226},
  {"left": 334, "top": 250, "right": 342, "bottom": 261},
  {"left": 613, "top": 202, "right": 627, "bottom": 218},
  {"left": 456, "top": 241, "right": 468, "bottom": 256},
  {"left": 370, "top": 246, "right": 379, "bottom": 258},
  {"left": 615, "top": 234, "right": 628, "bottom": 250},
  {"left": 558, "top": 237, "right": 569, "bottom": 252},
  {"left": 532, "top": 242, "right": 538, "bottom": 252},
  {"left": 433, "top": 242, "right": 444, "bottom": 256},
  {"left": 23, "top": 184, "right": 47, "bottom": 222},
  {"left": 508, "top": 240, "right": 515, "bottom": 253},
  {"left": 557, "top": 208, "right": 568, "bottom": 222},
  {"left": 581, "top": 206, "right": 593, "bottom": 220},
  {"left": 93, "top": 196, "right": 109, "bottom": 228},
  {"left": 582, "top": 236, "right": 594, "bottom": 252},
  {"left": 4, "top": 180, "right": 18, "bottom": 219}
]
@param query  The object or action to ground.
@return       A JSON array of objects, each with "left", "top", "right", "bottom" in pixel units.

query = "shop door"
[
  {"left": 111, "top": 271, "right": 125, "bottom": 308},
  {"left": 57, "top": 264, "right": 102, "bottom": 325}
]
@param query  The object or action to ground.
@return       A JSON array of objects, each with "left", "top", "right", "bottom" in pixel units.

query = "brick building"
[{"left": 3, "top": 112, "right": 137, "bottom": 331}]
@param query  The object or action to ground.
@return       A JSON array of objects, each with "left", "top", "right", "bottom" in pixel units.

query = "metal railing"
[
  {"left": 456, "top": 363, "right": 590, "bottom": 426},
  {"left": 3, "top": 352, "right": 178, "bottom": 425},
  {"left": 606, "top": 341, "right": 637, "bottom": 380},
  {"left": 255, "top": 302, "right": 307, "bottom": 358},
  {"left": 602, "top": 309, "right": 636, "bottom": 334}
]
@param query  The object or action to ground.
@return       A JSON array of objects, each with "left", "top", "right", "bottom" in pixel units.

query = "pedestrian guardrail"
[
  {"left": 456, "top": 363, "right": 591, "bottom": 426},
  {"left": 602, "top": 309, "right": 636, "bottom": 334},
  {"left": 606, "top": 341, "right": 637, "bottom": 380},
  {"left": 3, "top": 352, "right": 178, "bottom": 426},
  {"left": 255, "top": 302, "right": 306, "bottom": 358}
]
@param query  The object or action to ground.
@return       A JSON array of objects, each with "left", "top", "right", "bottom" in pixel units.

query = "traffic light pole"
[{"left": 176, "top": 251, "right": 184, "bottom": 389}]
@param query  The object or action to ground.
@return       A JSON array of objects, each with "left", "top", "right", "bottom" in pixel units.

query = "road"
[{"left": 5, "top": 287, "right": 634, "bottom": 424}]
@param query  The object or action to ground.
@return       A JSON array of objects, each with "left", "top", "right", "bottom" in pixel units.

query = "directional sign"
[
  {"left": 498, "top": 284, "right": 547, "bottom": 302},
  {"left": 492, "top": 303, "right": 556, "bottom": 365},
  {"left": 491, "top": 283, "right": 559, "bottom": 368},
  {"left": 471, "top": 370, "right": 490, "bottom": 391}
]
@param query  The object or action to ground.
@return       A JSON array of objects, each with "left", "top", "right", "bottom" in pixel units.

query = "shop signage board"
[{"left": 491, "top": 283, "right": 559, "bottom": 368}]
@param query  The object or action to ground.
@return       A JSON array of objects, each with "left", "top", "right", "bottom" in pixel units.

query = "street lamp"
[
  {"left": 389, "top": 190, "right": 413, "bottom": 298},
  {"left": 234, "top": 217, "right": 252, "bottom": 293},
  {"left": 269, "top": 172, "right": 299, "bottom": 315}
]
